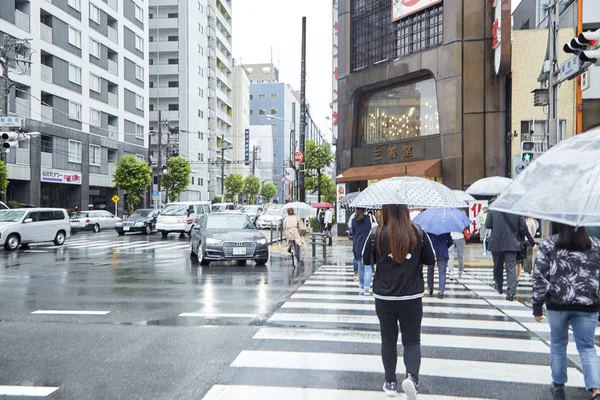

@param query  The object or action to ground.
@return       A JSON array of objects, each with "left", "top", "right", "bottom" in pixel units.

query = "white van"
[
  {"left": 0, "top": 208, "right": 71, "bottom": 251},
  {"left": 156, "top": 201, "right": 211, "bottom": 237}
]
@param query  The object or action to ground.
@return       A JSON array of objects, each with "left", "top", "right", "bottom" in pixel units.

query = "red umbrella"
[{"left": 312, "top": 202, "right": 334, "bottom": 209}]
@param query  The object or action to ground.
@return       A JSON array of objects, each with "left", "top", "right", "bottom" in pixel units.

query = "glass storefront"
[{"left": 358, "top": 77, "right": 439, "bottom": 145}]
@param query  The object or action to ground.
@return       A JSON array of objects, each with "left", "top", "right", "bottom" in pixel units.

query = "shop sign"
[
  {"left": 41, "top": 169, "right": 82, "bottom": 185},
  {"left": 244, "top": 129, "right": 250, "bottom": 166},
  {"left": 392, "top": 0, "right": 442, "bottom": 21},
  {"left": 388, "top": 147, "right": 397, "bottom": 160},
  {"left": 336, "top": 183, "right": 346, "bottom": 222},
  {"left": 468, "top": 200, "right": 489, "bottom": 234},
  {"left": 403, "top": 145, "right": 414, "bottom": 158},
  {"left": 492, "top": 0, "right": 511, "bottom": 76}
]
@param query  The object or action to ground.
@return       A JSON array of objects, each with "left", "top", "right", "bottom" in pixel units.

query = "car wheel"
[
  {"left": 4, "top": 234, "right": 20, "bottom": 251},
  {"left": 237, "top": 260, "right": 247, "bottom": 266},
  {"left": 53, "top": 231, "right": 66, "bottom": 246},
  {"left": 256, "top": 258, "right": 268, "bottom": 266},
  {"left": 161, "top": 231, "right": 169, "bottom": 238},
  {"left": 198, "top": 243, "right": 210, "bottom": 266},
  {"left": 143, "top": 225, "right": 152, "bottom": 235},
  {"left": 92, "top": 224, "right": 100, "bottom": 233},
  {"left": 117, "top": 231, "right": 125, "bottom": 236}
]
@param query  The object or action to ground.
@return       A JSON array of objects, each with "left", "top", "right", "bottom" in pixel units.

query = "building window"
[
  {"left": 89, "top": 144, "right": 101, "bottom": 166},
  {"left": 198, "top": 2, "right": 203, "bottom": 12},
  {"left": 68, "top": 140, "right": 82, "bottom": 163},
  {"left": 198, "top": 110, "right": 203, "bottom": 118},
  {"left": 259, "top": 94, "right": 266, "bottom": 100},
  {"left": 90, "top": 74, "right": 101, "bottom": 92},
  {"left": 135, "top": 124, "right": 144, "bottom": 139},
  {"left": 90, "top": 108, "right": 101, "bottom": 126},
  {"left": 168, "top": 104, "right": 179, "bottom": 111},
  {"left": 198, "top": 153, "right": 204, "bottom": 161},
  {"left": 198, "top": 45, "right": 204, "bottom": 55},
  {"left": 271, "top": 94, "right": 278, "bottom": 100},
  {"left": 270, "top": 108, "right": 278, "bottom": 115},
  {"left": 198, "top": 131, "right": 204, "bottom": 140},
  {"left": 198, "top": 23, "right": 203, "bottom": 33},
  {"left": 135, "top": 65, "right": 144, "bottom": 81},
  {"left": 89, "top": 3, "right": 100, "bottom": 24},
  {"left": 259, "top": 109, "right": 266, "bottom": 115},
  {"left": 249, "top": 94, "right": 254, "bottom": 100},
  {"left": 108, "top": 149, "right": 117, "bottom": 163},
  {"left": 135, "top": 154, "right": 145, "bottom": 162},
  {"left": 68, "top": 0, "right": 81, "bottom": 11},
  {"left": 69, "top": 101, "right": 82, "bottom": 121},
  {"left": 41, "top": 135, "right": 53, "bottom": 153},
  {"left": 273, "top": 138, "right": 278, "bottom": 145},
  {"left": 191, "top": 177, "right": 195, "bottom": 185},
  {"left": 350, "top": 0, "right": 443, "bottom": 71},
  {"left": 168, "top": 35, "right": 179, "bottom": 42},
  {"left": 358, "top": 77, "right": 439, "bottom": 145},
  {"left": 68, "top": 64, "right": 82, "bottom": 85},
  {"left": 250, "top": 109, "right": 254, "bottom": 115},
  {"left": 168, "top": 81, "right": 179, "bottom": 88},
  {"left": 135, "top": 94, "right": 144, "bottom": 109},
  {"left": 168, "top": 12, "right": 178, "bottom": 18},
  {"left": 198, "top": 66, "right": 203, "bottom": 76},
  {"left": 168, "top": 58, "right": 179, "bottom": 65},
  {"left": 90, "top": 39, "right": 101, "bottom": 58},
  {"left": 68, "top": 26, "right": 81, "bottom": 48},
  {"left": 135, "top": 34, "right": 144, "bottom": 51},
  {"left": 199, "top": 88, "right": 204, "bottom": 97},
  {"left": 200, "top": 178, "right": 204, "bottom": 186},
  {"left": 135, "top": 5, "right": 144, "bottom": 22}
]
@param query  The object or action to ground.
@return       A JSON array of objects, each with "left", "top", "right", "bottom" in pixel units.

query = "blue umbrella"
[{"left": 412, "top": 208, "right": 471, "bottom": 235}]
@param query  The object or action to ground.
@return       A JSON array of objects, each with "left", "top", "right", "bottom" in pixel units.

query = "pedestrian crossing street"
[
  {"left": 29, "top": 236, "right": 190, "bottom": 253},
  {"left": 203, "top": 264, "right": 590, "bottom": 400}
]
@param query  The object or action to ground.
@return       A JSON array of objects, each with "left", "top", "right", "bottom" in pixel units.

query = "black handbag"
[{"left": 499, "top": 213, "right": 528, "bottom": 260}]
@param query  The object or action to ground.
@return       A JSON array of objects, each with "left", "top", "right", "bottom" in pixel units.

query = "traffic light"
[
  {"left": 578, "top": 30, "right": 600, "bottom": 65},
  {"left": 521, "top": 141, "right": 536, "bottom": 163},
  {"left": 1, "top": 132, "right": 18, "bottom": 149}
]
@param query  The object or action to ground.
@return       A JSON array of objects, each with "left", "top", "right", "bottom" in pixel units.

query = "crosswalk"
[
  {"left": 203, "top": 263, "right": 589, "bottom": 399},
  {"left": 30, "top": 236, "right": 190, "bottom": 253}
]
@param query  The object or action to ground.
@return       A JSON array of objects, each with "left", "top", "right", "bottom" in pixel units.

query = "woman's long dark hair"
[
  {"left": 377, "top": 204, "right": 417, "bottom": 263},
  {"left": 555, "top": 223, "right": 592, "bottom": 252}
]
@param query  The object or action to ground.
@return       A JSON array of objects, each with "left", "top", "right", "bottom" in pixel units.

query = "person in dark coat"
[
  {"left": 351, "top": 209, "right": 377, "bottom": 295},
  {"left": 426, "top": 233, "right": 453, "bottom": 299},
  {"left": 485, "top": 210, "right": 536, "bottom": 301}
]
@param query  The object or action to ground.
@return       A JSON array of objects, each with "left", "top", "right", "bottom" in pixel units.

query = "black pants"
[{"left": 375, "top": 298, "right": 423, "bottom": 383}]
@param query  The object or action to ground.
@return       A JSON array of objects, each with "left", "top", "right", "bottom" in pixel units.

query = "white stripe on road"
[
  {"left": 179, "top": 312, "right": 257, "bottom": 318},
  {"left": 31, "top": 310, "right": 110, "bottom": 315},
  {"left": 268, "top": 313, "right": 526, "bottom": 331},
  {"left": 63, "top": 241, "right": 113, "bottom": 249},
  {"left": 291, "top": 293, "right": 492, "bottom": 305},
  {"left": 0, "top": 385, "right": 59, "bottom": 397},
  {"left": 296, "top": 286, "right": 507, "bottom": 298},
  {"left": 231, "top": 350, "right": 584, "bottom": 386},
  {"left": 202, "top": 384, "right": 492, "bottom": 400}
]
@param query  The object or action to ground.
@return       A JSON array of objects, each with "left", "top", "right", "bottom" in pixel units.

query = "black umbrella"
[{"left": 339, "top": 192, "right": 360, "bottom": 210}]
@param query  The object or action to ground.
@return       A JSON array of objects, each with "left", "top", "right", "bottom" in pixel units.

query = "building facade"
[
  {"left": 335, "top": 0, "right": 511, "bottom": 197},
  {"left": 148, "top": 0, "right": 232, "bottom": 202},
  {"left": 1, "top": 0, "right": 149, "bottom": 212},
  {"left": 232, "top": 63, "right": 251, "bottom": 177}
]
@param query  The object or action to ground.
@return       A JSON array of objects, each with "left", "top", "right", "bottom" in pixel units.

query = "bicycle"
[{"left": 287, "top": 240, "right": 297, "bottom": 269}]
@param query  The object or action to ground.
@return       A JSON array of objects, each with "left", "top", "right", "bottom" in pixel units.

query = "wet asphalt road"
[{"left": 0, "top": 230, "right": 320, "bottom": 399}]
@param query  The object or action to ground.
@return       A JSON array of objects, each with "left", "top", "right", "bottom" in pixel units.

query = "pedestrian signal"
[{"left": 521, "top": 141, "right": 538, "bottom": 163}]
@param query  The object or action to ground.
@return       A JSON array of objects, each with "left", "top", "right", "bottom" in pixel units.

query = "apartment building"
[
  {"left": 232, "top": 63, "right": 250, "bottom": 177},
  {"left": 1, "top": 0, "right": 149, "bottom": 211},
  {"left": 148, "top": 0, "right": 232, "bottom": 202}
]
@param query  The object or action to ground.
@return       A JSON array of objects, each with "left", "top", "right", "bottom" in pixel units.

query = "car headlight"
[
  {"left": 115, "top": 222, "right": 123, "bottom": 227},
  {"left": 257, "top": 238, "right": 267, "bottom": 245},
  {"left": 206, "top": 238, "right": 222, "bottom": 245},
  {"left": 134, "top": 221, "right": 144, "bottom": 226}
]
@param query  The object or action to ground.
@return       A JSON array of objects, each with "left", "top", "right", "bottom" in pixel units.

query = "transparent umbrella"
[
  {"left": 490, "top": 128, "right": 600, "bottom": 227},
  {"left": 466, "top": 176, "right": 513, "bottom": 196},
  {"left": 453, "top": 190, "right": 476, "bottom": 202},
  {"left": 280, "top": 202, "right": 315, "bottom": 219},
  {"left": 350, "top": 177, "right": 467, "bottom": 210}
]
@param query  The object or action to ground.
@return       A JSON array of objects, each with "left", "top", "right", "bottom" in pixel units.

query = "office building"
[
  {"left": 1, "top": 0, "right": 149, "bottom": 211},
  {"left": 232, "top": 63, "right": 250, "bottom": 177}
]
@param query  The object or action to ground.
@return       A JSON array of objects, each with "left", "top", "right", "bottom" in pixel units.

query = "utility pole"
[
  {"left": 576, "top": 0, "right": 584, "bottom": 134},
  {"left": 251, "top": 145, "right": 258, "bottom": 176},
  {"left": 547, "top": 1, "right": 560, "bottom": 148},
  {"left": 157, "top": 110, "right": 163, "bottom": 197},
  {"left": 298, "top": 17, "right": 307, "bottom": 202},
  {"left": 220, "top": 140, "right": 226, "bottom": 197},
  {"left": 147, "top": 130, "right": 152, "bottom": 208},
  {"left": 292, "top": 102, "right": 298, "bottom": 201}
]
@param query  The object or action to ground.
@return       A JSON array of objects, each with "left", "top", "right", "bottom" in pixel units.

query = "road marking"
[
  {"left": 179, "top": 312, "right": 257, "bottom": 318},
  {"left": 0, "top": 385, "right": 59, "bottom": 397},
  {"left": 230, "top": 350, "right": 584, "bottom": 386},
  {"left": 269, "top": 313, "right": 526, "bottom": 331},
  {"left": 202, "top": 384, "right": 492, "bottom": 400},
  {"left": 291, "top": 293, "right": 492, "bottom": 305},
  {"left": 296, "top": 286, "right": 507, "bottom": 298},
  {"left": 31, "top": 310, "right": 110, "bottom": 315}
]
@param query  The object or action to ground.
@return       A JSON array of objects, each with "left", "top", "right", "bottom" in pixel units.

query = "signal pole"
[{"left": 298, "top": 17, "right": 307, "bottom": 202}]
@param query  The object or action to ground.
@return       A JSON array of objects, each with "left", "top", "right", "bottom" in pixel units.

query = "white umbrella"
[
  {"left": 490, "top": 128, "right": 600, "bottom": 227},
  {"left": 466, "top": 176, "right": 513, "bottom": 196},
  {"left": 280, "top": 202, "right": 315, "bottom": 219},
  {"left": 453, "top": 190, "right": 476, "bottom": 202},
  {"left": 350, "top": 177, "right": 467, "bottom": 210}
]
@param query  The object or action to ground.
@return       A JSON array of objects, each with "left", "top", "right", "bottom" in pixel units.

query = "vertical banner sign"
[
  {"left": 332, "top": 0, "right": 339, "bottom": 139},
  {"left": 468, "top": 200, "right": 489, "bottom": 235},
  {"left": 336, "top": 183, "right": 346, "bottom": 224},
  {"left": 244, "top": 129, "right": 250, "bottom": 166}
]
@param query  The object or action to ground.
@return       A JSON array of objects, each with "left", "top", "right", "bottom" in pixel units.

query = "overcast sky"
[{"left": 232, "top": 0, "right": 333, "bottom": 135}]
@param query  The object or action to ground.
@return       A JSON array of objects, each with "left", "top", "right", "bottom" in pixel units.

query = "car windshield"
[
  {"left": 71, "top": 212, "right": 86, "bottom": 219},
  {"left": 243, "top": 206, "right": 260, "bottom": 213},
  {"left": 131, "top": 210, "right": 151, "bottom": 217},
  {"left": 211, "top": 205, "right": 226, "bottom": 212},
  {"left": 206, "top": 214, "right": 254, "bottom": 230},
  {"left": 160, "top": 205, "right": 187, "bottom": 216},
  {"left": 0, "top": 210, "right": 25, "bottom": 222},
  {"left": 264, "top": 208, "right": 281, "bottom": 216}
]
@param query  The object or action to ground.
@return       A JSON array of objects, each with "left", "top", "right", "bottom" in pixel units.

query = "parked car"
[
  {"left": 241, "top": 205, "right": 264, "bottom": 225},
  {"left": 115, "top": 209, "right": 159, "bottom": 235},
  {"left": 70, "top": 210, "right": 122, "bottom": 233},
  {"left": 156, "top": 201, "right": 211, "bottom": 237},
  {"left": 211, "top": 202, "right": 236, "bottom": 212},
  {"left": 0, "top": 201, "right": 8, "bottom": 210},
  {"left": 0, "top": 208, "right": 70, "bottom": 251},
  {"left": 190, "top": 211, "right": 269, "bottom": 266},
  {"left": 255, "top": 207, "right": 284, "bottom": 229}
]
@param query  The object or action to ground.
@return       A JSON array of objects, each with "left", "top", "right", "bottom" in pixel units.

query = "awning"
[{"left": 336, "top": 159, "right": 442, "bottom": 183}]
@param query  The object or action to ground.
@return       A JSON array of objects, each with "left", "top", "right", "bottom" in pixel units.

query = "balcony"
[
  {"left": 108, "top": 59, "right": 118, "bottom": 75},
  {"left": 216, "top": 69, "right": 231, "bottom": 88},
  {"left": 14, "top": 97, "right": 30, "bottom": 117},
  {"left": 152, "top": 17, "right": 179, "bottom": 29},
  {"left": 41, "top": 105, "right": 53, "bottom": 123},
  {"left": 108, "top": 92, "right": 118, "bottom": 108},
  {"left": 216, "top": 109, "right": 232, "bottom": 125},
  {"left": 216, "top": 28, "right": 231, "bottom": 53},
  {"left": 216, "top": 88, "right": 232, "bottom": 106},
  {"left": 107, "top": 26, "right": 118, "bottom": 44},
  {"left": 150, "top": 87, "right": 179, "bottom": 98},
  {"left": 108, "top": 125, "right": 118, "bottom": 140},
  {"left": 149, "top": 64, "right": 179, "bottom": 75},
  {"left": 150, "top": 110, "right": 179, "bottom": 121},
  {"left": 150, "top": 41, "right": 178, "bottom": 52},
  {"left": 41, "top": 64, "right": 53, "bottom": 82},
  {"left": 105, "top": 0, "right": 118, "bottom": 11},
  {"left": 40, "top": 23, "right": 52, "bottom": 43},
  {"left": 15, "top": 10, "right": 30, "bottom": 32},
  {"left": 216, "top": 48, "right": 231, "bottom": 72}
]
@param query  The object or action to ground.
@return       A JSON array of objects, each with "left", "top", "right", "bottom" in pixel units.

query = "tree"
[
  {"left": 243, "top": 175, "right": 261, "bottom": 204},
  {"left": 162, "top": 156, "right": 192, "bottom": 202},
  {"left": 260, "top": 183, "right": 277, "bottom": 203},
  {"left": 320, "top": 175, "right": 336, "bottom": 204},
  {"left": 0, "top": 160, "right": 8, "bottom": 195},
  {"left": 224, "top": 173, "right": 244, "bottom": 202},
  {"left": 112, "top": 155, "right": 152, "bottom": 213},
  {"left": 304, "top": 140, "right": 335, "bottom": 202}
]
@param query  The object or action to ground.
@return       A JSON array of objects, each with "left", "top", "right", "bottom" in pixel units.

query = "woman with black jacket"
[{"left": 363, "top": 204, "right": 436, "bottom": 399}]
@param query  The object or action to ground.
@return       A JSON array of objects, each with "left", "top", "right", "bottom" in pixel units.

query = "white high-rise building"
[
  {"left": 0, "top": 0, "right": 149, "bottom": 212},
  {"left": 149, "top": 0, "right": 232, "bottom": 202},
  {"left": 232, "top": 63, "right": 250, "bottom": 177}
]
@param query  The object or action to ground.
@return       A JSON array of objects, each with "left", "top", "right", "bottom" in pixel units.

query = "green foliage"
[
  {"left": 0, "top": 159, "right": 8, "bottom": 195},
  {"left": 212, "top": 195, "right": 222, "bottom": 203},
  {"left": 112, "top": 155, "right": 152, "bottom": 213},
  {"left": 224, "top": 173, "right": 244, "bottom": 202},
  {"left": 320, "top": 175, "right": 336, "bottom": 204},
  {"left": 6, "top": 200, "right": 20, "bottom": 209},
  {"left": 304, "top": 140, "right": 334, "bottom": 202},
  {"left": 162, "top": 156, "right": 192, "bottom": 202},
  {"left": 243, "top": 175, "right": 261, "bottom": 204},
  {"left": 260, "top": 183, "right": 277, "bottom": 202}
]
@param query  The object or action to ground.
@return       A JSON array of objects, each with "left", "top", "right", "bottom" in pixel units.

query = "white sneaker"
[{"left": 363, "top": 290, "right": 372, "bottom": 296}]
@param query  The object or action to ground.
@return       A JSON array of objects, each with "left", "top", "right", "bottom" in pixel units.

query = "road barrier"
[{"left": 309, "top": 233, "right": 328, "bottom": 259}]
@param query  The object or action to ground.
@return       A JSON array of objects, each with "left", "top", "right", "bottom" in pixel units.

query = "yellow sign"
[
  {"left": 403, "top": 145, "right": 414, "bottom": 158},
  {"left": 111, "top": 195, "right": 120, "bottom": 203}
]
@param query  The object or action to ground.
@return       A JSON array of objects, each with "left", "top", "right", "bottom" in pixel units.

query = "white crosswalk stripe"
[
  {"left": 33, "top": 239, "right": 190, "bottom": 253},
  {"left": 203, "top": 264, "right": 588, "bottom": 399}
]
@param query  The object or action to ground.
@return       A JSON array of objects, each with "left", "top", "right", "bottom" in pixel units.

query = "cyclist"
[{"left": 283, "top": 208, "right": 306, "bottom": 262}]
